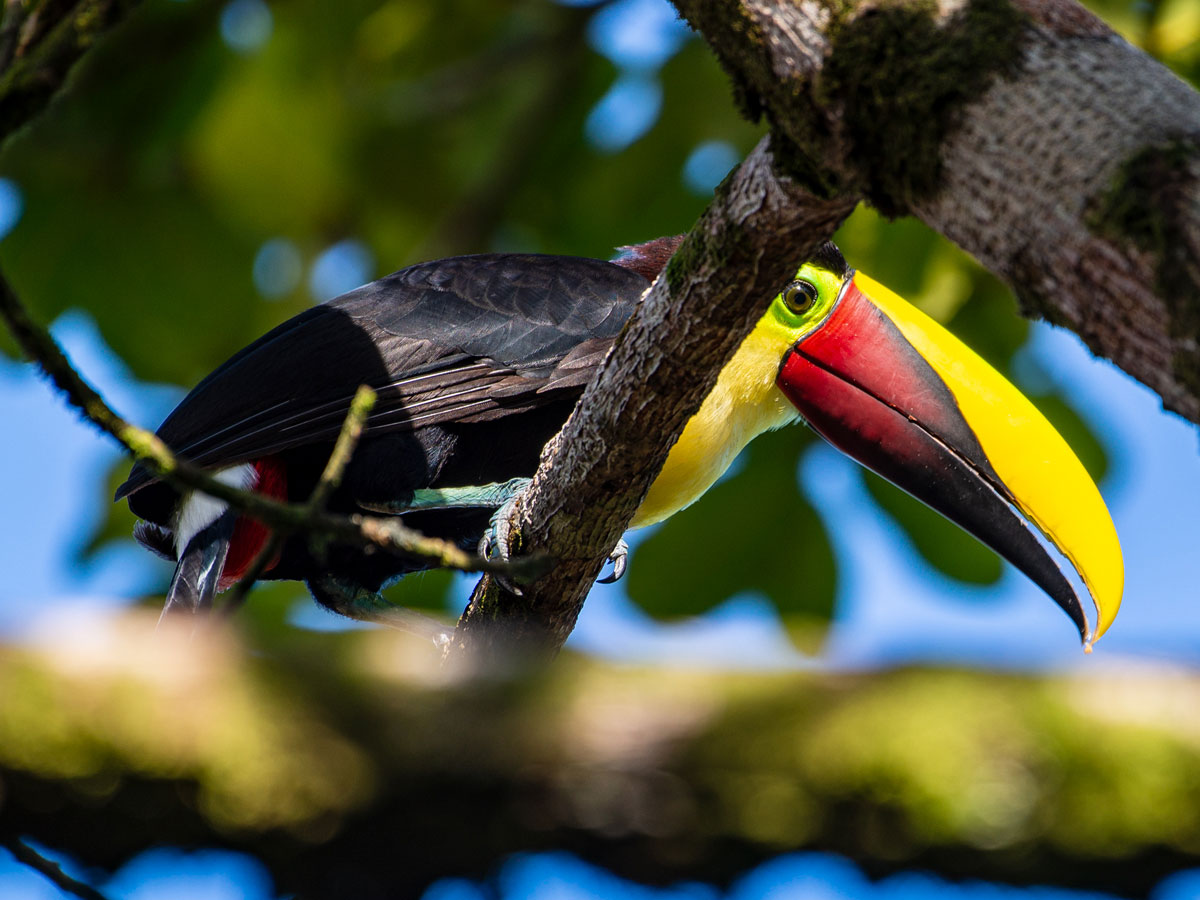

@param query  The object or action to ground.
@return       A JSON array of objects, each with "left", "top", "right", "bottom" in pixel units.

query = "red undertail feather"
[{"left": 218, "top": 457, "right": 288, "bottom": 590}]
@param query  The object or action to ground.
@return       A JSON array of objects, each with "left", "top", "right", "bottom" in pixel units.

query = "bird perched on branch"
[{"left": 116, "top": 237, "right": 1123, "bottom": 646}]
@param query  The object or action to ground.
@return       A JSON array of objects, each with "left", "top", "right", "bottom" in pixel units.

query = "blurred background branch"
[
  {"left": 4, "top": 616, "right": 1200, "bottom": 898},
  {"left": 0, "top": 0, "right": 140, "bottom": 142}
]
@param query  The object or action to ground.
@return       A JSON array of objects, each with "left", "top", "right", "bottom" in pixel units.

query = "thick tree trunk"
[{"left": 674, "top": 0, "right": 1200, "bottom": 422}]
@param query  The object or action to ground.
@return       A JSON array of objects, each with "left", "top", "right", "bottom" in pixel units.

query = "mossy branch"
[
  {"left": 0, "top": 268, "right": 537, "bottom": 585},
  {"left": 672, "top": 0, "right": 1200, "bottom": 423},
  {"left": 8, "top": 626, "right": 1200, "bottom": 896},
  {"left": 0, "top": 0, "right": 142, "bottom": 144}
]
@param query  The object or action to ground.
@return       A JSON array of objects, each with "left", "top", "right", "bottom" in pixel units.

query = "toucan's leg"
[
  {"left": 364, "top": 476, "right": 631, "bottom": 585},
  {"left": 306, "top": 575, "right": 452, "bottom": 644},
  {"left": 361, "top": 478, "right": 532, "bottom": 514},
  {"left": 478, "top": 492, "right": 521, "bottom": 562},
  {"left": 479, "top": 497, "right": 631, "bottom": 586}
]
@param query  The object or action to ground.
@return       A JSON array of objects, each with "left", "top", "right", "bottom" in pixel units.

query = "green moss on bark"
[
  {"left": 664, "top": 173, "right": 744, "bottom": 294},
  {"left": 822, "top": 0, "right": 1027, "bottom": 216},
  {"left": 766, "top": 128, "right": 847, "bottom": 199},
  {"left": 664, "top": 227, "right": 707, "bottom": 295},
  {"left": 1088, "top": 142, "right": 1194, "bottom": 252}
]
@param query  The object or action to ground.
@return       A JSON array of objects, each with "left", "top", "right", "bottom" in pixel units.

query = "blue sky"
[{"left": 6, "top": 845, "right": 1200, "bottom": 900}]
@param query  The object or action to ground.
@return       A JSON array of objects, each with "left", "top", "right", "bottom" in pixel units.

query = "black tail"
[{"left": 160, "top": 511, "right": 237, "bottom": 622}]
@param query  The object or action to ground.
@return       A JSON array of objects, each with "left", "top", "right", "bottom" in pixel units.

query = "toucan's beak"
[{"left": 778, "top": 273, "right": 1123, "bottom": 646}]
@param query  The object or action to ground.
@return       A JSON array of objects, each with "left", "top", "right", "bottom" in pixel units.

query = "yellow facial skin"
[
  {"left": 855, "top": 272, "right": 1124, "bottom": 643},
  {"left": 632, "top": 262, "right": 841, "bottom": 528}
]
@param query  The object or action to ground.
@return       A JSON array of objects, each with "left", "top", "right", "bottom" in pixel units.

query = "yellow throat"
[{"left": 632, "top": 322, "right": 799, "bottom": 528}]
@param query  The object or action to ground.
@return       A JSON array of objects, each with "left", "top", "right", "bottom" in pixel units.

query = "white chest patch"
[{"left": 173, "top": 463, "right": 257, "bottom": 557}]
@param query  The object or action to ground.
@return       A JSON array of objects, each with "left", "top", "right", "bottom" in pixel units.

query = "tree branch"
[
  {"left": 6, "top": 618, "right": 1200, "bottom": 898},
  {"left": 447, "top": 138, "right": 858, "bottom": 664},
  {"left": 0, "top": 0, "right": 141, "bottom": 143},
  {"left": 673, "top": 0, "right": 1200, "bottom": 422}
]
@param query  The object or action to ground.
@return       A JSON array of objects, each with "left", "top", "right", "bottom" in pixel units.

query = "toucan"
[{"left": 116, "top": 236, "right": 1123, "bottom": 644}]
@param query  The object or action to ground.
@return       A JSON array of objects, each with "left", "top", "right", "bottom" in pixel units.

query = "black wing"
[{"left": 116, "top": 253, "right": 648, "bottom": 501}]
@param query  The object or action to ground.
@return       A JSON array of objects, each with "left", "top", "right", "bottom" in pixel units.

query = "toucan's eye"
[{"left": 782, "top": 280, "right": 819, "bottom": 315}]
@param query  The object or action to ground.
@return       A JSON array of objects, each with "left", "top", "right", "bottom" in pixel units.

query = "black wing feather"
[{"left": 116, "top": 253, "right": 648, "bottom": 502}]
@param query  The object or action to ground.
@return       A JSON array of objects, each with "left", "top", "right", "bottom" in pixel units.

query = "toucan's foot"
[
  {"left": 306, "top": 575, "right": 452, "bottom": 645},
  {"left": 478, "top": 489, "right": 529, "bottom": 595},
  {"left": 596, "top": 538, "right": 629, "bottom": 584},
  {"left": 481, "top": 506, "right": 627, "bottom": 592}
]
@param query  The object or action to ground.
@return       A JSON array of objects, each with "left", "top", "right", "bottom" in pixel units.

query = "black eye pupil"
[{"left": 784, "top": 280, "right": 818, "bottom": 314}]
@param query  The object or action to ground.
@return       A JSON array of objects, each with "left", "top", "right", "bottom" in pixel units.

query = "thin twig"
[
  {"left": 307, "top": 384, "right": 376, "bottom": 513},
  {"left": 222, "top": 385, "right": 377, "bottom": 614},
  {"left": 3, "top": 838, "right": 113, "bottom": 900},
  {"left": 0, "top": 268, "right": 539, "bottom": 580}
]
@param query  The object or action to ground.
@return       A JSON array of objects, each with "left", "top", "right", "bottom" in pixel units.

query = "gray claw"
[{"left": 597, "top": 538, "right": 629, "bottom": 584}]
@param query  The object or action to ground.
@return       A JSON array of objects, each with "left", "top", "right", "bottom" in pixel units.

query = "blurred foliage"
[
  {"left": 1, "top": 0, "right": 1179, "bottom": 639},
  {"left": 628, "top": 427, "right": 835, "bottom": 648},
  {"left": 1084, "top": 0, "right": 1200, "bottom": 81},
  {"left": 5, "top": 616, "right": 1200, "bottom": 895}
]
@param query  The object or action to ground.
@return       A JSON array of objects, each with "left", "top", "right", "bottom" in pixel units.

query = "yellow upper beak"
[{"left": 854, "top": 273, "right": 1124, "bottom": 644}]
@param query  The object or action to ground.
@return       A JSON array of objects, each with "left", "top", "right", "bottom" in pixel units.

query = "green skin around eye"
[{"left": 768, "top": 263, "right": 848, "bottom": 338}]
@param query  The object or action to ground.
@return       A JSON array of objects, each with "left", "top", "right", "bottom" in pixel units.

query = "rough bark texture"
[
  {"left": 918, "top": 2, "right": 1200, "bottom": 420},
  {"left": 675, "top": 0, "right": 1200, "bottom": 422},
  {"left": 448, "top": 138, "right": 858, "bottom": 664},
  {"left": 5, "top": 616, "right": 1200, "bottom": 899}
]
